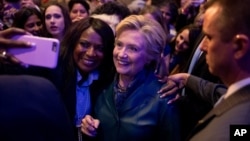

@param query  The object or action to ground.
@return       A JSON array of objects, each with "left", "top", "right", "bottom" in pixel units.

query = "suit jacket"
[
  {"left": 0, "top": 75, "right": 74, "bottom": 141},
  {"left": 94, "top": 70, "right": 180, "bottom": 141},
  {"left": 186, "top": 75, "right": 227, "bottom": 105},
  {"left": 187, "top": 84, "right": 250, "bottom": 141},
  {"left": 178, "top": 33, "right": 222, "bottom": 140}
]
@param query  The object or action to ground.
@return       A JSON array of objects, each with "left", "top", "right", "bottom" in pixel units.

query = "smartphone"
[{"left": 8, "top": 35, "right": 60, "bottom": 68}]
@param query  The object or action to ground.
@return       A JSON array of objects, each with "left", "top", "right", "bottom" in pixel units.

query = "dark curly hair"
[{"left": 91, "top": 1, "right": 130, "bottom": 21}]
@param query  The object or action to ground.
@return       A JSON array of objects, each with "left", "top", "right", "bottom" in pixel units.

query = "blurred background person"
[
  {"left": 139, "top": 5, "right": 171, "bottom": 79},
  {"left": 91, "top": 1, "right": 130, "bottom": 34},
  {"left": 86, "top": 0, "right": 103, "bottom": 13},
  {"left": 175, "top": 0, "right": 205, "bottom": 31},
  {"left": 12, "top": 7, "right": 43, "bottom": 36},
  {"left": 1, "top": 0, "right": 21, "bottom": 29},
  {"left": 68, "top": 0, "right": 90, "bottom": 22},
  {"left": 169, "top": 24, "right": 201, "bottom": 74},
  {"left": 151, "top": 0, "right": 179, "bottom": 42},
  {"left": 117, "top": 0, "right": 146, "bottom": 14},
  {"left": 87, "top": 0, "right": 116, "bottom": 10},
  {"left": 19, "top": 0, "right": 43, "bottom": 11},
  {"left": 43, "top": 2, "right": 71, "bottom": 41}
]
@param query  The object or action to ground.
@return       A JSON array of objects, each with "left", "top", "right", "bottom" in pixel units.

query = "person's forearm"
[{"left": 186, "top": 75, "right": 227, "bottom": 105}]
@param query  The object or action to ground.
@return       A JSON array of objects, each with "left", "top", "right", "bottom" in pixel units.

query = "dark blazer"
[
  {"left": 186, "top": 75, "right": 226, "bottom": 105},
  {"left": 178, "top": 33, "right": 222, "bottom": 140},
  {"left": 94, "top": 71, "right": 180, "bottom": 141},
  {"left": 187, "top": 84, "right": 250, "bottom": 141},
  {"left": 0, "top": 75, "right": 75, "bottom": 141},
  {"left": 49, "top": 59, "right": 115, "bottom": 141}
]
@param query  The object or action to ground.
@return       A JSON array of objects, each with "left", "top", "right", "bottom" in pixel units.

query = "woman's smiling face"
[{"left": 73, "top": 27, "right": 104, "bottom": 74}]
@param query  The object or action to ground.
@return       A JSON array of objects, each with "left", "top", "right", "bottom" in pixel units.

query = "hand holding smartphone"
[{"left": 8, "top": 35, "right": 60, "bottom": 68}]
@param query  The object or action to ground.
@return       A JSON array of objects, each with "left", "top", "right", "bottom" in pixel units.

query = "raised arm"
[{"left": 158, "top": 73, "right": 227, "bottom": 105}]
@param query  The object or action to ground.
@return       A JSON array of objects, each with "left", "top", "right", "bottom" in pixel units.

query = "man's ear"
[{"left": 233, "top": 34, "right": 250, "bottom": 59}]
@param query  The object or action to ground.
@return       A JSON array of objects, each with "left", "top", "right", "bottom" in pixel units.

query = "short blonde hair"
[{"left": 115, "top": 15, "right": 166, "bottom": 68}]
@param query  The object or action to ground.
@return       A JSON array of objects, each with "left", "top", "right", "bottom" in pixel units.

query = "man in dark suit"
[
  {"left": 160, "top": 0, "right": 250, "bottom": 140},
  {"left": 160, "top": 19, "right": 222, "bottom": 141},
  {"left": 0, "top": 75, "right": 75, "bottom": 141},
  {"left": 187, "top": 0, "right": 250, "bottom": 140},
  {"left": 176, "top": 33, "right": 221, "bottom": 140}
]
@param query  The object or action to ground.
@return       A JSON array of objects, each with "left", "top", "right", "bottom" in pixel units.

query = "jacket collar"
[
  {"left": 103, "top": 70, "right": 157, "bottom": 114},
  {"left": 187, "top": 84, "right": 250, "bottom": 140}
]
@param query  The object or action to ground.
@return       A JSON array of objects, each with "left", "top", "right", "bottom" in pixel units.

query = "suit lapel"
[{"left": 186, "top": 84, "right": 250, "bottom": 140}]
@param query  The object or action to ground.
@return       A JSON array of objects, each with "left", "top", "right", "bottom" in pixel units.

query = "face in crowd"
[
  {"left": 69, "top": 2, "right": 89, "bottom": 22},
  {"left": 44, "top": 5, "right": 65, "bottom": 39},
  {"left": 20, "top": 0, "right": 36, "bottom": 8},
  {"left": 24, "top": 14, "right": 42, "bottom": 36},
  {"left": 113, "top": 29, "right": 148, "bottom": 78},
  {"left": 60, "top": 17, "right": 114, "bottom": 75},
  {"left": 175, "top": 29, "right": 190, "bottom": 53},
  {"left": 113, "top": 15, "right": 166, "bottom": 79},
  {"left": 73, "top": 27, "right": 104, "bottom": 73},
  {"left": 160, "top": 4, "right": 172, "bottom": 25}
]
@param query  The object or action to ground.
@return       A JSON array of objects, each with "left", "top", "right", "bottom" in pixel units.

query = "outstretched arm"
[{"left": 158, "top": 73, "right": 227, "bottom": 105}]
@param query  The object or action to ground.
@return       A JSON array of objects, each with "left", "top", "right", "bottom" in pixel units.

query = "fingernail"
[{"left": 27, "top": 42, "right": 36, "bottom": 47}]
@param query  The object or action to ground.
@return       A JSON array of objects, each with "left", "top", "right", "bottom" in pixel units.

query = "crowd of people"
[{"left": 0, "top": 0, "right": 250, "bottom": 141}]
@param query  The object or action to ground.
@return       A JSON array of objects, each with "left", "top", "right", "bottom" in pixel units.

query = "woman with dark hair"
[
  {"left": 140, "top": 5, "right": 168, "bottom": 36},
  {"left": 43, "top": 2, "right": 72, "bottom": 41},
  {"left": 68, "top": 0, "right": 90, "bottom": 22},
  {"left": 12, "top": 7, "right": 43, "bottom": 36},
  {"left": 91, "top": 1, "right": 130, "bottom": 34},
  {"left": 169, "top": 24, "right": 201, "bottom": 74},
  {"left": 50, "top": 17, "right": 115, "bottom": 141}
]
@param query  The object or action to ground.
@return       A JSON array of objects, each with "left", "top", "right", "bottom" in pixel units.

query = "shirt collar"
[
  {"left": 224, "top": 77, "right": 250, "bottom": 99},
  {"left": 77, "top": 70, "right": 99, "bottom": 87}
]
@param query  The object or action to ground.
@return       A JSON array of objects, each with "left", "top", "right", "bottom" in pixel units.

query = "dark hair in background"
[
  {"left": 152, "top": 0, "right": 179, "bottom": 24},
  {"left": 140, "top": 5, "right": 169, "bottom": 37},
  {"left": 42, "top": 2, "right": 72, "bottom": 38},
  {"left": 68, "top": 0, "right": 90, "bottom": 14},
  {"left": 91, "top": 1, "right": 131, "bottom": 21},
  {"left": 12, "top": 7, "right": 42, "bottom": 29},
  {"left": 187, "top": 25, "right": 201, "bottom": 51},
  {"left": 60, "top": 17, "right": 115, "bottom": 84},
  {"left": 173, "top": 24, "right": 201, "bottom": 54},
  {"left": 170, "top": 24, "right": 201, "bottom": 73},
  {"left": 33, "top": 0, "right": 42, "bottom": 7}
]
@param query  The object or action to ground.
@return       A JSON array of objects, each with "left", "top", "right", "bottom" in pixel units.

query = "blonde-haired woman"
[{"left": 81, "top": 15, "right": 180, "bottom": 141}]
